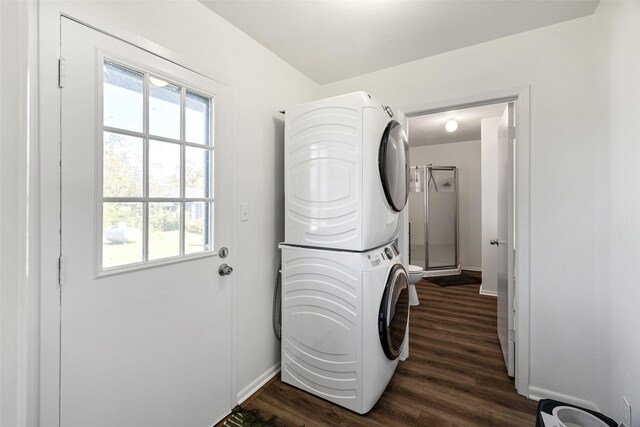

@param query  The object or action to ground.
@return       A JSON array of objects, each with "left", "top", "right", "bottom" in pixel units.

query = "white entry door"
[
  {"left": 497, "top": 103, "right": 515, "bottom": 377},
  {"left": 60, "top": 18, "right": 235, "bottom": 426}
]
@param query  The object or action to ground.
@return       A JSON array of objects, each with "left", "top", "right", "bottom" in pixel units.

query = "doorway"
[
  {"left": 402, "top": 89, "right": 530, "bottom": 395},
  {"left": 58, "top": 17, "right": 236, "bottom": 426}
]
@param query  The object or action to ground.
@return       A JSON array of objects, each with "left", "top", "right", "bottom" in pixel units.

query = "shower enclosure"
[{"left": 408, "top": 165, "right": 459, "bottom": 273}]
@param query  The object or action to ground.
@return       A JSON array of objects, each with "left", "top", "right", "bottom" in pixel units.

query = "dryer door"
[
  {"left": 379, "top": 121, "right": 410, "bottom": 212},
  {"left": 378, "top": 264, "right": 410, "bottom": 360}
]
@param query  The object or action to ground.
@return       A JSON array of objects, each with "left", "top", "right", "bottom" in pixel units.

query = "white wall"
[
  {"left": 1, "top": 5, "right": 19, "bottom": 425},
  {"left": 321, "top": 16, "right": 602, "bottom": 407},
  {"left": 410, "top": 140, "right": 482, "bottom": 270},
  {"left": 35, "top": 1, "right": 320, "bottom": 421},
  {"left": 1, "top": 1, "right": 40, "bottom": 426},
  {"left": 594, "top": 0, "right": 640, "bottom": 423},
  {"left": 481, "top": 118, "right": 500, "bottom": 295}
]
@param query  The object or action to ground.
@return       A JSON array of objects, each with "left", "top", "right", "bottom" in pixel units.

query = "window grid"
[
  {"left": 179, "top": 87, "right": 186, "bottom": 257},
  {"left": 102, "top": 59, "right": 214, "bottom": 270}
]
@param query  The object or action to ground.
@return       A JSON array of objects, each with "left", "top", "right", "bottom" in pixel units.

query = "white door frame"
[
  {"left": 39, "top": 3, "right": 238, "bottom": 425},
  {"left": 400, "top": 86, "right": 531, "bottom": 396}
]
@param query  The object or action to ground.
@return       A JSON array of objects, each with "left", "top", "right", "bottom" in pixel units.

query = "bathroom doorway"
[
  {"left": 407, "top": 102, "right": 507, "bottom": 280},
  {"left": 403, "top": 88, "right": 530, "bottom": 394}
]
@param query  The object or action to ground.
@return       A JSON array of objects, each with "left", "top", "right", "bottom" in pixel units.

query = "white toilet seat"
[
  {"left": 407, "top": 265, "right": 423, "bottom": 307},
  {"left": 408, "top": 265, "right": 424, "bottom": 282}
]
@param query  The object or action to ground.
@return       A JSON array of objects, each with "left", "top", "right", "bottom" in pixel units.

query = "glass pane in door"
[
  {"left": 148, "top": 202, "right": 181, "bottom": 260},
  {"left": 103, "top": 62, "right": 143, "bottom": 132},
  {"left": 185, "top": 91, "right": 211, "bottom": 145},
  {"left": 102, "top": 202, "right": 143, "bottom": 268},
  {"left": 427, "top": 169, "right": 456, "bottom": 268},
  {"left": 103, "top": 132, "right": 143, "bottom": 198},
  {"left": 408, "top": 166, "right": 425, "bottom": 269},
  {"left": 149, "top": 140, "right": 181, "bottom": 198},
  {"left": 185, "top": 202, "right": 211, "bottom": 254},
  {"left": 148, "top": 77, "right": 181, "bottom": 140}
]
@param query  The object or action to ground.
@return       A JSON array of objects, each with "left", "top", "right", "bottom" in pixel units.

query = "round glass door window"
[
  {"left": 379, "top": 120, "right": 409, "bottom": 212},
  {"left": 378, "top": 264, "right": 410, "bottom": 360}
]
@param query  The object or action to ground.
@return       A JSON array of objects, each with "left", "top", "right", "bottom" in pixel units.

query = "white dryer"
[
  {"left": 284, "top": 92, "right": 410, "bottom": 251},
  {"left": 279, "top": 243, "right": 410, "bottom": 414}
]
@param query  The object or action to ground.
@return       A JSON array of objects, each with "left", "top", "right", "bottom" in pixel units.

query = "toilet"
[
  {"left": 407, "top": 265, "right": 423, "bottom": 306},
  {"left": 400, "top": 264, "right": 424, "bottom": 361}
]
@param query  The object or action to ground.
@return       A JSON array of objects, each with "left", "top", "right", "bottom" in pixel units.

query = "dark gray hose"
[{"left": 272, "top": 260, "right": 282, "bottom": 340}]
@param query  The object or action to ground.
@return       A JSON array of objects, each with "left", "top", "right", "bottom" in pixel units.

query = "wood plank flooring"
[{"left": 229, "top": 275, "right": 538, "bottom": 426}]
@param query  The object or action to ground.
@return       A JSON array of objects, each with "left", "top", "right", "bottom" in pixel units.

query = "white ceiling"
[
  {"left": 199, "top": 0, "right": 599, "bottom": 84},
  {"left": 408, "top": 103, "right": 507, "bottom": 147}
]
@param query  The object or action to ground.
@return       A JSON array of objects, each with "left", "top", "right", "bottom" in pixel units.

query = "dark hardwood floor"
[{"left": 229, "top": 274, "right": 538, "bottom": 426}]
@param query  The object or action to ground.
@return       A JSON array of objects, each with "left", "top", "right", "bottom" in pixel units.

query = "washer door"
[
  {"left": 378, "top": 264, "right": 410, "bottom": 360},
  {"left": 379, "top": 120, "right": 410, "bottom": 212}
]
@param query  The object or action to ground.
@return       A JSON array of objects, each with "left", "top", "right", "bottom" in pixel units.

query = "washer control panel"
[
  {"left": 366, "top": 244, "right": 399, "bottom": 267},
  {"left": 384, "top": 247, "right": 393, "bottom": 260}
]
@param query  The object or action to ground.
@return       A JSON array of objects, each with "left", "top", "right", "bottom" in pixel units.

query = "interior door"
[
  {"left": 497, "top": 103, "right": 515, "bottom": 377},
  {"left": 60, "top": 18, "right": 235, "bottom": 426},
  {"left": 480, "top": 116, "right": 500, "bottom": 294}
]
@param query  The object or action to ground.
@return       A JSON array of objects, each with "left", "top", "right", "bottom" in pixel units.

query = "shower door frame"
[{"left": 423, "top": 166, "right": 459, "bottom": 271}]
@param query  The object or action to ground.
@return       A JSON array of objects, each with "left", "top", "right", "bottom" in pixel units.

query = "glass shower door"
[
  {"left": 408, "top": 166, "right": 426, "bottom": 269},
  {"left": 426, "top": 167, "right": 457, "bottom": 269}
]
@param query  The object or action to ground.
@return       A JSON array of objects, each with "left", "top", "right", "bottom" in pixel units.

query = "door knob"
[
  {"left": 218, "top": 263, "right": 233, "bottom": 276},
  {"left": 490, "top": 240, "right": 499, "bottom": 246}
]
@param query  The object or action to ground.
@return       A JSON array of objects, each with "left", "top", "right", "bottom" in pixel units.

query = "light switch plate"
[
  {"left": 623, "top": 396, "right": 631, "bottom": 426},
  {"left": 240, "top": 202, "right": 249, "bottom": 222}
]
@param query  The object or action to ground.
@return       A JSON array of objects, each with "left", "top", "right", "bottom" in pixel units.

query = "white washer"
[
  {"left": 279, "top": 243, "right": 410, "bottom": 414},
  {"left": 284, "top": 92, "right": 410, "bottom": 251}
]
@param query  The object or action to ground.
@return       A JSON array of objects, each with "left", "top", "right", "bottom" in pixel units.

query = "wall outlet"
[{"left": 623, "top": 396, "right": 632, "bottom": 426}]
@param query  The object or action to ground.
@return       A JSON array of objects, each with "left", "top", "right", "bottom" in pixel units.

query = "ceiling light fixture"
[{"left": 445, "top": 119, "right": 458, "bottom": 133}]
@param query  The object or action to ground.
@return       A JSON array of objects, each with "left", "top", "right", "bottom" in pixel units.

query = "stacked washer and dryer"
[{"left": 279, "top": 92, "right": 411, "bottom": 414}]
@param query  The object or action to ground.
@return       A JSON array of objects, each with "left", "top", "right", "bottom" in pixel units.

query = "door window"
[
  {"left": 101, "top": 60, "right": 214, "bottom": 271},
  {"left": 378, "top": 264, "right": 410, "bottom": 359},
  {"left": 379, "top": 120, "right": 409, "bottom": 212}
]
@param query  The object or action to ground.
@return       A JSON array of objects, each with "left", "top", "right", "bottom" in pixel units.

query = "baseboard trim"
[
  {"left": 237, "top": 363, "right": 281, "bottom": 405},
  {"left": 462, "top": 266, "right": 482, "bottom": 272},
  {"left": 528, "top": 386, "right": 599, "bottom": 411},
  {"left": 479, "top": 287, "right": 497, "bottom": 297},
  {"left": 423, "top": 265, "right": 462, "bottom": 278}
]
